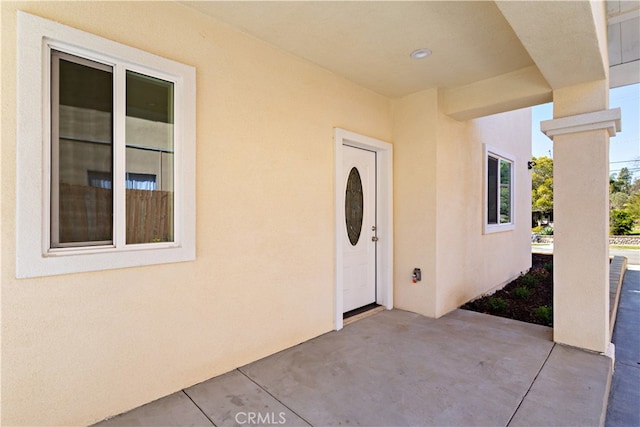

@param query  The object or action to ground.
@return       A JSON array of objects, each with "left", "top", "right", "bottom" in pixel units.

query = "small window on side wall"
[
  {"left": 484, "top": 145, "right": 515, "bottom": 234},
  {"left": 16, "top": 12, "right": 196, "bottom": 278}
]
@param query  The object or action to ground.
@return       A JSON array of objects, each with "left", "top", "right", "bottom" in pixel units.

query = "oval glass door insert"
[{"left": 345, "top": 167, "right": 364, "bottom": 246}]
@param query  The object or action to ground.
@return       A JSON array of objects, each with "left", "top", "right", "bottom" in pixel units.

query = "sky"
[{"left": 531, "top": 83, "right": 640, "bottom": 180}]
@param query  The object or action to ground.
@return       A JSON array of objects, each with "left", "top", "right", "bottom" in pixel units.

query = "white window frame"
[
  {"left": 16, "top": 12, "right": 196, "bottom": 278},
  {"left": 483, "top": 144, "right": 515, "bottom": 234}
]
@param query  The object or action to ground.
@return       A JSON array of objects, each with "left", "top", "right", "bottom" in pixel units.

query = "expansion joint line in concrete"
[
  {"left": 505, "top": 343, "right": 556, "bottom": 427},
  {"left": 182, "top": 390, "right": 217, "bottom": 426},
  {"left": 237, "top": 368, "right": 314, "bottom": 426}
]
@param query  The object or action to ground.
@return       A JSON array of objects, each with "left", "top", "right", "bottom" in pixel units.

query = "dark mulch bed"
[{"left": 461, "top": 253, "right": 554, "bottom": 327}]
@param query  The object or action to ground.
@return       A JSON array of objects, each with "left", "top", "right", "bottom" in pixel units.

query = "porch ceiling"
[{"left": 183, "top": 1, "right": 607, "bottom": 114}]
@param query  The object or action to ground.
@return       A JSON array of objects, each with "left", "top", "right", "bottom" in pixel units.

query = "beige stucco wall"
[
  {"left": 1, "top": 2, "right": 392, "bottom": 425},
  {"left": 2, "top": 2, "right": 533, "bottom": 425},
  {"left": 392, "top": 89, "right": 439, "bottom": 316},
  {"left": 392, "top": 90, "right": 531, "bottom": 318},
  {"left": 434, "top": 109, "right": 532, "bottom": 316}
]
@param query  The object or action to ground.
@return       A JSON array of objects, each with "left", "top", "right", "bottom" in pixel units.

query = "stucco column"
[{"left": 541, "top": 83, "right": 620, "bottom": 353}]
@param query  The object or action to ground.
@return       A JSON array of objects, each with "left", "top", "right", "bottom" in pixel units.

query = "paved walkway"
[
  {"left": 96, "top": 308, "right": 613, "bottom": 426},
  {"left": 606, "top": 265, "right": 640, "bottom": 427}
]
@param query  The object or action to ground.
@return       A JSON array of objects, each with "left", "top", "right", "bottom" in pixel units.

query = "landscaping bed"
[{"left": 461, "top": 253, "right": 554, "bottom": 327}]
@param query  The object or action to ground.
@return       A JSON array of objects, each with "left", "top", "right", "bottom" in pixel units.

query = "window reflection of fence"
[
  {"left": 59, "top": 184, "right": 172, "bottom": 244},
  {"left": 126, "top": 188, "right": 172, "bottom": 244},
  {"left": 59, "top": 184, "right": 112, "bottom": 243}
]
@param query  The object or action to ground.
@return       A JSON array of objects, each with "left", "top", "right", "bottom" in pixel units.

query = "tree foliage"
[
  {"left": 610, "top": 192, "right": 629, "bottom": 210},
  {"left": 610, "top": 167, "right": 633, "bottom": 194},
  {"left": 625, "top": 192, "right": 640, "bottom": 222},
  {"left": 608, "top": 167, "right": 640, "bottom": 235},
  {"left": 530, "top": 157, "right": 640, "bottom": 235},
  {"left": 531, "top": 156, "right": 553, "bottom": 215}
]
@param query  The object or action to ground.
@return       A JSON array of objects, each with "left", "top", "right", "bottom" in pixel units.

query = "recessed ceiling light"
[{"left": 410, "top": 48, "right": 432, "bottom": 59}]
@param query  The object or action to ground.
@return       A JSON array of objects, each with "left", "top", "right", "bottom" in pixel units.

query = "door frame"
[{"left": 334, "top": 128, "right": 393, "bottom": 330}]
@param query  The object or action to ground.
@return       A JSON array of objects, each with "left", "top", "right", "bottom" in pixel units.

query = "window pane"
[
  {"left": 345, "top": 167, "right": 364, "bottom": 246},
  {"left": 126, "top": 71, "right": 174, "bottom": 244},
  {"left": 487, "top": 156, "right": 498, "bottom": 224},
  {"left": 500, "top": 160, "right": 511, "bottom": 224},
  {"left": 52, "top": 52, "right": 113, "bottom": 247}
]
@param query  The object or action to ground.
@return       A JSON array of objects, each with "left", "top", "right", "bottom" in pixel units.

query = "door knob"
[{"left": 371, "top": 236, "right": 379, "bottom": 242}]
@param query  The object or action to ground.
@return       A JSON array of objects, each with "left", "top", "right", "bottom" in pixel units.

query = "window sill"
[
  {"left": 18, "top": 244, "right": 195, "bottom": 278},
  {"left": 484, "top": 223, "right": 515, "bottom": 235}
]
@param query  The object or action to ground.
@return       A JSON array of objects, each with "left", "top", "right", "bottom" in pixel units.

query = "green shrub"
[
  {"left": 543, "top": 262, "right": 553, "bottom": 273},
  {"left": 534, "top": 305, "right": 553, "bottom": 326},
  {"left": 520, "top": 274, "right": 538, "bottom": 287},
  {"left": 530, "top": 267, "right": 549, "bottom": 282},
  {"left": 513, "top": 286, "right": 531, "bottom": 299},
  {"left": 519, "top": 268, "right": 549, "bottom": 288},
  {"left": 539, "top": 226, "right": 554, "bottom": 235},
  {"left": 610, "top": 210, "right": 634, "bottom": 235},
  {"left": 488, "top": 297, "right": 508, "bottom": 313}
]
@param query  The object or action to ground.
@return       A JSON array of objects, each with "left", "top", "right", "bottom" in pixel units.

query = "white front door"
[{"left": 342, "top": 145, "right": 377, "bottom": 313}]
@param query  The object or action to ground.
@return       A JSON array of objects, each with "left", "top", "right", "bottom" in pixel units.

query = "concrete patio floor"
[{"left": 95, "top": 308, "right": 613, "bottom": 427}]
